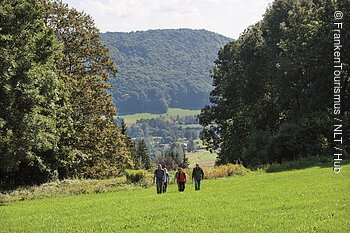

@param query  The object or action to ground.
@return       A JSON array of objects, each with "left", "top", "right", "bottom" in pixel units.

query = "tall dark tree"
[
  {"left": 136, "top": 139, "right": 151, "bottom": 170},
  {"left": 0, "top": 0, "right": 73, "bottom": 187},
  {"left": 181, "top": 148, "right": 189, "bottom": 169},
  {"left": 120, "top": 119, "right": 128, "bottom": 135}
]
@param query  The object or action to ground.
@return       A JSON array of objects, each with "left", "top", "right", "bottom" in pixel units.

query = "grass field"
[
  {"left": 166, "top": 108, "right": 201, "bottom": 117},
  {"left": 187, "top": 150, "right": 217, "bottom": 167},
  {"left": 120, "top": 112, "right": 163, "bottom": 125},
  {"left": 120, "top": 108, "right": 201, "bottom": 125},
  {"left": 1, "top": 163, "right": 349, "bottom": 232}
]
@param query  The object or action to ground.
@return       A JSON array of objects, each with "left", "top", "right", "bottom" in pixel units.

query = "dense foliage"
[
  {"left": 0, "top": 0, "right": 71, "bottom": 187},
  {"left": 46, "top": 1, "right": 132, "bottom": 178},
  {"left": 134, "top": 139, "right": 151, "bottom": 170},
  {"left": 199, "top": 0, "right": 350, "bottom": 167},
  {"left": 100, "top": 29, "right": 232, "bottom": 114},
  {"left": 0, "top": 0, "right": 131, "bottom": 189}
]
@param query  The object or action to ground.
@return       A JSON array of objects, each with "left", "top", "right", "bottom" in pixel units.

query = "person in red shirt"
[{"left": 175, "top": 167, "right": 187, "bottom": 192}]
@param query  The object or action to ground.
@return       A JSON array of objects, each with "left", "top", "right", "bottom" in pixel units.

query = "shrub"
[
  {"left": 204, "top": 164, "right": 248, "bottom": 179},
  {"left": 125, "top": 169, "right": 147, "bottom": 183},
  {"left": 183, "top": 164, "right": 248, "bottom": 180},
  {"left": 125, "top": 170, "right": 153, "bottom": 187}
]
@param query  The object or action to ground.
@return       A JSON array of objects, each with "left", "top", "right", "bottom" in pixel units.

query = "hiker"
[
  {"left": 175, "top": 167, "right": 187, "bottom": 192},
  {"left": 153, "top": 164, "right": 165, "bottom": 194},
  {"left": 192, "top": 163, "right": 204, "bottom": 191},
  {"left": 163, "top": 167, "right": 170, "bottom": 193}
]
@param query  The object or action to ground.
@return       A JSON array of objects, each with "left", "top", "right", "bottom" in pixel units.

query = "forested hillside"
[{"left": 100, "top": 29, "right": 232, "bottom": 115}]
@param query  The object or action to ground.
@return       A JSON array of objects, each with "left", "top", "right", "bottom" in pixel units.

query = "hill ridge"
[{"left": 100, "top": 29, "right": 232, "bottom": 115}]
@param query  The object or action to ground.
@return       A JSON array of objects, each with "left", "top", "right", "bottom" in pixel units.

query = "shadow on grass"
[{"left": 263, "top": 157, "right": 350, "bottom": 173}]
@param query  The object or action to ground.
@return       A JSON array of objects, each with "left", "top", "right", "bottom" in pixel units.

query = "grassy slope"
[
  {"left": 121, "top": 112, "right": 164, "bottom": 125},
  {"left": 187, "top": 150, "right": 217, "bottom": 167},
  {"left": 120, "top": 108, "right": 201, "bottom": 125},
  {"left": 166, "top": 108, "right": 201, "bottom": 117},
  {"left": 1, "top": 164, "right": 349, "bottom": 232}
]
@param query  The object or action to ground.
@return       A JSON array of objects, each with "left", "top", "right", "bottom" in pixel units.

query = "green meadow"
[
  {"left": 1, "top": 163, "right": 349, "bottom": 233},
  {"left": 120, "top": 108, "right": 201, "bottom": 125},
  {"left": 166, "top": 108, "right": 201, "bottom": 117},
  {"left": 187, "top": 150, "right": 217, "bottom": 167}
]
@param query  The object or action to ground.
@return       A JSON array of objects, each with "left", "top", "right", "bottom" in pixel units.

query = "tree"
[
  {"left": 180, "top": 148, "right": 189, "bottom": 169},
  {"left": 187, "top": 139, "right": 196, "bottom": 152},
  {"left": 0, "top": 0, "right": 73, "bottom": 187},
  {"left": 118, "top": 118, "right": 137, "bottom": 169},
  {"left": 199, "top": 0, "right": 349, "bottom": 167},
  {"left": 136, "top": 139, "right": 151, "bottom": 170},
  {"left": 45, "top": 0, "right": 132, "bottom": 178},
  {"left": 120, "top": 118, "right": 128, "bottom": 135}
]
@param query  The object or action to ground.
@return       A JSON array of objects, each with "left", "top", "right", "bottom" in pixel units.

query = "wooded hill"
[{"left": 100, "top": 29, "right": 232, "bottom": 115}]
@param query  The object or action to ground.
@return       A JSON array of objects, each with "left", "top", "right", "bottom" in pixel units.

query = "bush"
[
  {"left": 204, "top": 164, "right": 248, "bottom": 179},
  {"left": 125, "top": 170, "right": 153, "bottom": 187},
  {"left": 125, "top": 169, "right": 147, "bottom": 183},
  {"left": 183, "top": 164, "right": 248, "bottom": 180}
]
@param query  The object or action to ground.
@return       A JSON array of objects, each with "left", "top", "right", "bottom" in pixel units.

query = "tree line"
[
  {"left": 0, "top": 0, "right": 132, "bottom": 189},
  {"left": 3, "top": 0, "right": 348, "bottom": 189},
  {"left": 199, "top": 0, "right": 350, "bottom": 167}
]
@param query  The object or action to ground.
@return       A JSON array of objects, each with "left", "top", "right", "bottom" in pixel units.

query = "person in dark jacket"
[
  {"left": 175, "top": 167, "right": 187, "bottom": 192},
  {"left": 153, "top": 164, "right": 165, "bottom": 194},
  {"left": 192, "top": 163, "right": 204, "bottom": 191}
]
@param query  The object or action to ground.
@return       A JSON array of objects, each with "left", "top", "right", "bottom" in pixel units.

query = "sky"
[{"left": 62, "top": 0, "right": 274, "bottom": 39}]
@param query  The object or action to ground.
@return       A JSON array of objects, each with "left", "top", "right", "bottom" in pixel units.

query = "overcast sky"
[{"left": 63, "top": 0, "right": 274, "bottom": 39}]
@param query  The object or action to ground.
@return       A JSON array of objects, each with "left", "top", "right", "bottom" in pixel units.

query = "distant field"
[
  {"left": 166, "top": 108, "right": 201, "bottom": 117},
  {"left": 120, "top": 108, "right": 201, "bottom": 125},
  {"left": 1, "top": 163, "right": 349, "bottom": 232},
  {"left": 120, "top": 112, "right": 164, "bottom": 125},
  {"left": 187, "top": 150, "right": 217, "bottom": 167},
  {"left": 182, "top": 124, "right": 202, "bottom": 129}
]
